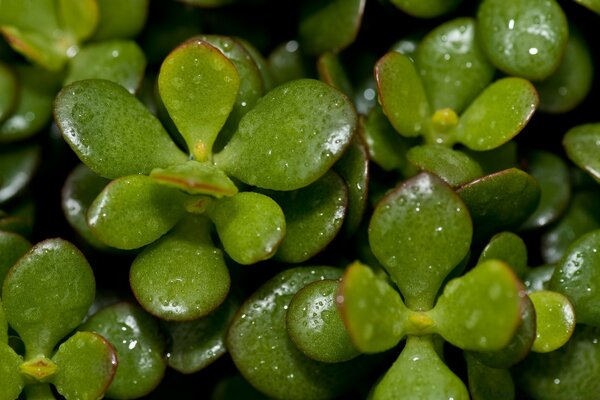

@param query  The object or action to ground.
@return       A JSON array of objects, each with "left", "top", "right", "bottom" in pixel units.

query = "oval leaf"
[
  {"left": 0, "top": 344, "right": 24, "bottom": 400},
  {"left": 0, "top": 62, "right": 16, "bottom": 123},
  {"left": 0, "top": 231, "right": 31, "bottom": 289},
  {"left": 478, "top": 231, "right": 528, "bottom": 279},
  {"left": 407, "top": 144, "right": 484, "bottom": 187},
  {"left": 92, "top": 0, "right": 148, "bottom": 40},
  {"left": 390, "top": 0, "right": 462, "bottom": 18},
  {"left": 465, "top": 352, "right": 515, "bottom": 400},
  {"left": 529, "top": 291, "right": 575, "bottom": 353},
  {"left": 0, "top": 143, "right": 40, "bottom": 204},
  {"left": 563, "top": 123, "right": 600, "bottom": 183}
]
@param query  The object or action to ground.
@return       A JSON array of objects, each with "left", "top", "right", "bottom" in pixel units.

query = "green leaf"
[
  {"left": 536, "top": 27, "right": 593, "bottom": 113},
  {"left": 465, "top": 352, "right": 515, "bottom": 400},
  {"left": 563, "top": 123, "right": 600, "bottom": 183},
  {"left": 266, "top": 170, "right": 346, "bottom": 263},
  {"left": 390, "top": 0, "right": 462, "bottom": 18},
  {"left": 574, "top": 0, "right": 600, "bottom": 13},
  {"left": 236, "top": 37, "right": 275, "bottom": 92},
  {"left": 415, "top": 17, "right": 495, "bottom": 114},
  {"left": 369, "top": 172, "right": 472, "bottom": 309},
  {"left": 207, "top": 192, "right": 285, "bottom": 265},
  {"left": 130, "top": 216, "right": 230, "bottom": 321},
  {"left": 80, "top": 302, "right": 167, "bottom": 399},
  {"left": 211, "top": 374, "right": 271, "bottom": 400},
  {"left": 529, "top": 291, "right": 575, "bottom": 353},
  {"left": 524, "top": 265, "right": 556, "bottom": 293},
  {"left": 372, "top": 336, "right": 469, "bottom": 400},
  {"left": 92, "top": 0, "right": 148, "bottom": 40},
  {"left": 375, "top": 52, "right": 431, "bottom": 137},
  {"left": 407, "top": 145, "right": 484, "bottom": 187},
  {"left": 2, "top": 239, "right": 95, "bottom": 356},
  {"left": 0, "top": 143, "right": 40, "bottom": 204},
  {"left": 431, "top": 260, "right": 524, "bottom": 351},
  {"left": 477, "top": 0, "right": 568, "bottom": 80},
  {"left": 214, "top": 79, "right": 356, "bottom": 191},
  {"left": 478, "top": 231, "right": 529, "bottom": 278},
  {"left": 521, "top": 150, "right": 571, "bottom": 229},
  {"left": 337, "top": 261, "right": 408, "bottom": 353},
  {"left": 51, "top": 332, "right": 117, "bottom": 400},
  {"left": 150, "top": 160, "right": 238, "bottom": 198},
  {"left": 451, "top": 77, "right": 538, "bottom": 151},
  {"left": 0, "top": 300, "right": 6, "bottom": 343},
  {"left": 88, "top": 175, "right": 188, "bottom": 250},
  {"left": 158, "top": 39, "right": 239, "bottom": 159},
  {"left": 317, "top": 52, "right": 353, "bottom": 97},
  {"left": 66, "top": 40, "right": 146, "bottom": 94},
  {"left": 287, "top": 279, "right": 359, "bottom": 363},
  {"left": 56, "top": 0, "right": 98, "bottom": 42},
  {"left": 550, "top": 230, "right": 600, "bottom": 326},
  {"left": 0, "top": 343, "right": 24, "bottom": 400},
  {"left": 164, "top": 295, "right": 238, "bottom": 374},
  {"left": 55, "top": 79, "right": 187, "bottom": 179},
  {"left": 0, "top": 62, "right": 16, "bottom": 123},
  {"left": 267, "top": 41, "right": 309, "bottom": 86},
  {"left": 228, "top": 266, "right": 368, "bottom": 400},
  {"left": 457, "top": 168, "right": 540, "bottom": 239},
  {"left": 299, "top": 0, "right": 365, "bottom": 55},
  {"left": 0, "top": 231, "right": 31, "bottom": 290}
]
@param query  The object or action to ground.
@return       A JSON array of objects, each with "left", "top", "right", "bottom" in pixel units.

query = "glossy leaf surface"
[
  {"left": 369, "top": 172, "right": 472, "bottom": 309},
  {"left": 267, "top": 41, "right": 308, "bottom": 86},
  {"left": 375, "top": 52, "right": 430, "bottom": 137},
  {"left": 52, "top": 332, "right": 117, "bottom": 400},
  {"left": 214, "top": 79, "right": 356, "bottom": 191},
  {"left": 0, "top": 231, "right": 31, "bottom": 288},
  {"left": 0, "top": 143, "right": 40, "bottom": 204},
  {"left": 299, "top": 0, "right": 365, "bottom": 55},
  {"left": 574, "top": 0, "right": 600, "bottom": 13},
  {"left": 407, "top": 145, "right": 483, "bottom": 187},
  {"left": 337, "top": 261, "right": 408, "bottom": 353},
  {"left": 80, "top": 303, "right": 166, "bottom": 398},
  {"left": 317, "top": 52, "right": 353, "bottom": 96},
  {"left": 92, "top": 0, "right": 148, "bottom": 40},
  {"left": 287, "top": 279, "right": 359, "bottom": 363},
  {"left": 2, "top": 239, "right": 94, "bottom": 356},
  {"left": 465, "top": 352, "right": 515, "bottom": 400},
  {"left": 267, "top": 171, "right": 346, "bottom": 263},
  {"left": 416, "top": 17, "right": 495, "bottom": 113},
  {"left": 563, "top": 123, "right": 600, "bottom": 183},
  {"left": 88, "top": 175, "right": 188, "bottom": 250},
  {"left": 478, "top": 231, "right": 528, "bottom": 278},
  {"left": 0, "top": 344, "right": 24, "bottom": 400},
  {"left": 390, "top": 0, "right": 462, "bottom": 18},
  {"left": 452, "top": 77, "right": 538, "bottom": 151},
  {"left": 158, "top": 39, "right": 239, "bottom": 158},
  {"left": 433, "top": 260, "right": 523, "bottom": 351},
  {"left": 524, "top": 265, "right": 556, "bottom": 293},
  {"left": 477, "top": 0, "right": 568, "bottom": 80},
  {"left": 372, "top": 336, "right": 468, "bottom": 400},
  {"left": 56, "top": 0, "right": 98, "bottom": 42},
  {"left": 529, "top": 291, "right": 575, "bottom": 353},
  {"left": 66, "top": 40, "right": 146, "bottom": 94},
  {"left": 0, "top": 62, "right": 16, "bottom": 123},
  {"left": 208, "top": 192, "right": 285, "bottom": 265},
  {"left": 130, "top": 216, "right": 230, "bottom": 321},
  {"left": 550, "top": 230, "right": 600, "bottom": 326},
  {"left": 55, "top": 79, "right": 187, "bottom": 179}
]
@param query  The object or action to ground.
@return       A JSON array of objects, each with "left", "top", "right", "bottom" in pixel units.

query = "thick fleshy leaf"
[
  {"left": 541, "top": 191, "right": 600, "bottom": 264},
  {"left": 211, "top": 374, "right": 271, "bottom": 400},
  {"left": 287, "top": 279, "right": 359, "bottom": 363},
  {"left": 51, "top": 332, "right": 117, "bottom": 400},
  {"left": 521, "top": 151, "right": 571, "bottom": 229},
  {"left": 529, "top": 291, "right": 575, "bottom": 353},
  {"left": 431, "top": 260, "right": 524, "bottom": 351},
  {"left": 0, "top": 300, "right": 6, "bottom": 343},
  {"left": 369, "top": 172, "right": 472, "bottom": 309},
  {"left": 0, "top": 62, "right": 16, "bottom": 123},
  {"left": 574, "top": 0, "right": 600, "bottom": 13},
  {"left": 477, "top": 0, "right": 568, "bottom": 80},
  {"left": 150, "top": 160, "right": 238, "bottom": 198},
  {"left": 550, "top": 230, "right": 600, "bottom": 326},
  {"left": 214, "top": 79, "right": 356, "bottom": 191},
  {"left": 563, "top": 123, "right": 600, "bottom": 183},
  {"left": 228, "top": 266, "right": 369, "bottom": 400},
  {"left": 299, "top": 0, "right": 365, "bottom": 55},
  {"left": 465, "top": 352, "right": 515, "bottom": 400},
  {"left": 390, "top": 0, "right": 462, "bottom": 17},
  {"left": 0, "top": 344, "right": 24, "bottom": 400},
  {"left": 0, "top": 143, "right": 40, "bottom": 204},
  {"left": 524, "top": 265, "right": 556, "bottom": 293},
  {"left": 514, "top": 325, "right": 600, "bottom": 399},
  {"left": 236, "top": 37, "right": 275, "bottom": 92},
  {"left": 92, "top": 0, "right": 148, "bottom": 40},
  {"left": 457, "top": 168, "right": 540, "bottom": 239},
  {"left": 337, "top": 261, "right": 408, "bottom": 353},
  {"left": 88, "top": 175, "right": 188, "bottom": 250},
  {"left": 463, "top": 141, "right": 519, "bottom": 174},
  {"left": 80, "top": 302, "right": 167, "bottom": 398},
  {"left": 478, "top": 231, "right": 528, "bottom": 278},
  {"left": 66, "top": 40, "right": 146, "bottom": 94},
  {"left": 415, "top": 17, "right": 495, "bottom": 113},
  {"left": 451, "top": 77, "right": 538, "bottom": 151},
  {"left": 537, "top": 28, "right": 593, "bottom": 113},
  {"left": 375, "top": 52, "right": 431, "bottom": 138},
  {"left": 2, "top": 239, "right": 95, "bottom": 356},
  {"left": 0, "top": 231, "right": 31, "bottom": 289},
  {"left": 207, "top": 192, "right": 285, "bottom": 265},
  {"left": 130, "top": 216, "right": 230, "bottom": 321},
  {"left": 372, "top": 336, "right": 469, "bottom": 400},
  {"left": 407, "top": 145, "right": 484, "bottom": 187},
  {"left": 55, "top": 79, "right": 187, "bottom": 179},
  {"left": 266, "top": 170, "right": 346, "bottom": 263},
  {"left": 56, "top": 0, "right": 98, "bottom": 42},
  {"left": 61, "top": 164, "right": 111, "bottom": 249},
  {"left": 317, "top": 52, "right": 353, "bottom": 96},
  {"left": 267, "top": 41, "right": 309, "bottom": 86},
  {"left": 158, "top": 39, "right": 239, "bottom": 159},
  {"left": 165, "top": 295, "right": 238, "bottom": 374}
]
